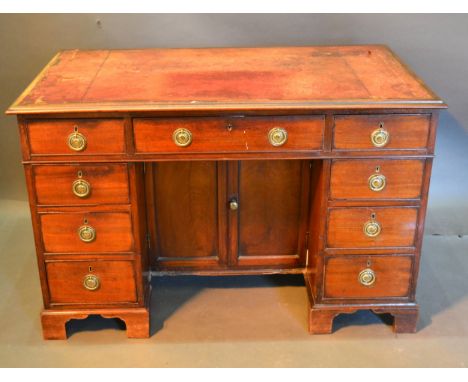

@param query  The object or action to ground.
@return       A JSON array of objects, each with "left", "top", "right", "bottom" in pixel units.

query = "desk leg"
[{"left": 41, "top": 307, "right": 150, "bottom": 340}]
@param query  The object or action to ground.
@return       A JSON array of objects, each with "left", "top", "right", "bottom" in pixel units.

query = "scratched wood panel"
[
  {"left": 133, "top": 116, "right": 324, "bottom": 153},
  {"left": 330, "top": 159, "right": 425, "bottom": 200},
  {"left": 327, "top": 207, "right": 419, "bottom": 249},
  {"left": 40, "top": 211, "right": 134, "bottom": 253},
  {"left": 8, "top": 46, "right": 443, "bottom": 114},
  {"left": 46, "top": 260, "right": 137, "bottom": 304},
  {"left": 324, "top": 255, "right": 413, "bottom": 298},
  {"left": 152, "top": 161, "right": 220, "bottom": 259},
  {"left": 33, "top": 164, "right": 130, "bottom": 205},
  {"left": 238, "top": 160, "right": 305, "bottom": 258}
]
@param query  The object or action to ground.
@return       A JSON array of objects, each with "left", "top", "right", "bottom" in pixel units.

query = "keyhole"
[
  {"left": 375, "top": 166, "right": 380, "bottom": 173},
  {"left": 371, "top": 213, "right": 376, "bottom": 219},
  {"left": 84, "top": 218, "right": 88, "bottom": 224},
  {"left": 226, "top": 123, "right": 233, "bottom": 132},
  {"left": 89, "top": 266, "right": 93, "bottom": 272}
]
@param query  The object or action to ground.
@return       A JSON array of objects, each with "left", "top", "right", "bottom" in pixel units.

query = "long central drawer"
[{"left": 133, "top": 116, "right": 325, "bottom": 153}]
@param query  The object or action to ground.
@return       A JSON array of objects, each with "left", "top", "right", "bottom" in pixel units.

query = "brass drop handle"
[
  {"left": 359, "top": 268, "right": 376, "bottom": 286},
  {"left": 173, "top": 128, "right": 193, "bottom": 147},
  {"left": 78, "top": 224, "right": 96, "bottom": 243},
  {"left": 229, "top": 199, "right": 239, "bottom": 211},
  {"left": 370, "top": 123, "right": 390, "bottom": 147},
  {"left": 83, "top": 274, "right": 100, "bottom": 291},
  {"left": 363, "top": 219, "right": 381, "bottom": 238},
  {"left": 72, "top": 171, "right": 91, "bottom": 198},
  {"left": 67, "top": 126, "right": 87, "bottom": 152},
  {"left": 368, "top": 174, "right": 386, "bottom": 192},
  {"left": 268, "top": 127, "right": 288, "bottom": 147}
]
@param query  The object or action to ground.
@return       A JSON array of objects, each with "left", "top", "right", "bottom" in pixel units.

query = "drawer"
[
  {"left": 327, "top": 207, "right": 418, "bottom": 249},
  {"left": 33, "top": 164, "right": 130, "bottom": 205},
  {"left": 27, "top": 119, "right": 126, "bottom": 155},
  {"left": 133, "top": 116, "right": 325, "bottom": 153},
  {"left": 324, "top": 255, "right": 413, "bottom": 298},
  {"left": 46, "top": 260, "right": 137, "bottom": 304},
  {"left": 40, "top": 211, "right": 134, "bottom": 253},
  {"left": 333, "top": 114, "right": 431, "bottom": 150},
  {"left": 330, "top": 159, "right": 425, "bottom": 200}
]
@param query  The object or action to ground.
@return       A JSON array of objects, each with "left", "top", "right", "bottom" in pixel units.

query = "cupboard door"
[
  {"left": 231, "top": 160, "right": 310, "bottom": 268},
  {"left": 151, "top": 161, "right": 227, "bottom": 269}
]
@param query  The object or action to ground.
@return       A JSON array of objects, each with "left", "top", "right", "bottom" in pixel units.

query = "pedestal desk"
[{"left": 6, "top": 46, "right": 446, "bottom": 339}]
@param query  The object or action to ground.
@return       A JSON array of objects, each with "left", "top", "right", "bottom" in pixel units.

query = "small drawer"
[
  {"left": 333, "top": 114, "right": 431, "bottom": 151},
  {"left": 330, "top": 159, "right": 425, "bottom": 200},
  {"left": 27, "top": 119, "right": 126, "bottom": 156},
  {"left": 40, "top": 211, "right": 134, "bottom": 253},
  {"left": 33, "top": 164, "right": 130, "bottom": 205},
  {"left": 46, "top": 260, "right": 137, "bottom": 304},
  {"left": 327, "top": 207, "right": 418, "bottom": 249},
  {"left": 133, "top": 116, "right": 324, "bottom": 153},
  {"left": 324, "top": 255, "right": 413, "bottom": 299}
]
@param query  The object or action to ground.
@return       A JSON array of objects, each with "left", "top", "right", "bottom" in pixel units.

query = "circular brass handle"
[
  {"left": 72, "top": 179, "right": 91, "bottom": 198},
  {"left": 83, "top": 274, "right": 100, "bottom": 291},
  {"left": 173, "top": 128, "right": 193, "bottom": 147},
  {"left": 358, "top": 268, "right": 376, "bottom": 286},
  {"left": 229, "top": 199, "right": 239, "bottom": 211},
  {"left": 370, "top": 128, "right": 390, "bottom": 148},
  {"left": 268, "top": 127, "right": 288, "bottom": 147},
  {"left": 78, "top": 225, "right": 96, "bottom": 243},
  {"left": 363, "top": 220, "right": 381, "bottom": 238},
  {"left": 368, "top": 174, "right": 386, "bottom": 192},
  {"left": 67, "top": 131, "right": 87, "bottom": 152}
]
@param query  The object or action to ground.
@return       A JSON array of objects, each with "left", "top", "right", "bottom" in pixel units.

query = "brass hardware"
[
  {"left": 368, "top": 174, "right": 386, "bottom": 192},
  {"left": 358, "top": 268, "right": 376, "bottom": 286},
  {"left": 363, "top": 219, "right": 381, "bottom": 238},
  {"left": 72, "top": 178, "right": 91, "bottom": 198},
  {"left": 268, "top": 127, "right": 288, "bottom": 147},
  {"left": 78, "top": 224, "right": 96, "bottom": 243},
  {"left": 67, "top": 127, "right": 87, "bottom": 152},
  {"left": 370, "top": 125, "right": 389, "bottom": 147},
  {"left": 83, "top": 274, "right": 100, "bottom": 291},
  {"left": 173, "top": 128, "right": 193, "bottom": 147},
  {"left": 229, "top": 199, "right": 239, "bottom": 211}
]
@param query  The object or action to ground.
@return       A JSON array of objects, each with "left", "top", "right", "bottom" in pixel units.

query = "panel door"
[
  {"left": 150, "top": 161, "right": 227, "bottom": 269},
  {"left": 229, "top": 160, "right": 311, "bottom": 268}
]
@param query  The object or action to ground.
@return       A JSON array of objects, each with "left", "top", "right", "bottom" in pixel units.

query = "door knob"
[{"left": 229, "top": 199, "right": 239, "bottom": 211}]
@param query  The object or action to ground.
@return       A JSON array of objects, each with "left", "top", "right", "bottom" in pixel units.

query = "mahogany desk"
[{"left": 6, "top": 46, "right": 446, "bottom": 339}]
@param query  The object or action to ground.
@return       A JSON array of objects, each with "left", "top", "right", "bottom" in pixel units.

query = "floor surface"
[{"left": 0, "top": 199, "right": 467, "bottom": 367}]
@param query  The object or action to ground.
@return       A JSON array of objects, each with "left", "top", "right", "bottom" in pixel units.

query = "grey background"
[{"left": 1, "top": 13, "right": 467, "bottom": 234}]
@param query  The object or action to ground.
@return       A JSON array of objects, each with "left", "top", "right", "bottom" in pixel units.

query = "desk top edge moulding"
[
  {"left": 7, "top": 45, "right": 446, "bottom": 115},
  {"left": 6, "top": 45, "right": 446, "bottom": 339}
]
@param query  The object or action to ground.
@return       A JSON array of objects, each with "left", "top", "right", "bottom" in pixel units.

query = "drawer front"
[
  {"left": 133, "top": 116, "right": 324, "bottom": 153},
  {"left": 28, "top": 119, "right": 126, "bottom": 155},
  {"left": 40, "top": 212, "right": 134, "bottom": 253},
  {"left": 46, "top": 260, "right": 137, "bottom": 304},
  {"left": 33, "top": 164, "right": 130, "bottom": 205},
  {"left": 324, "top": 255, "right": 413, "bottom": 298},
  {"left": 330, "top": 159, "right": 425, "bottom": 200},
  {"left": 327, "top": 207, "right": 418, "bottom": 249},
  {"left": 333, "top": 114, "right": 431, "bottom": 150}
]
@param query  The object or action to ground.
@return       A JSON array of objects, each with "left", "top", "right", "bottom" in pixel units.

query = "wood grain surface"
[
  {"left": 33, "top": 164, "right": 130, "bottom": 205},
  {"left": 330, "top": 159, "right": 425, "bottom": 200}
]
